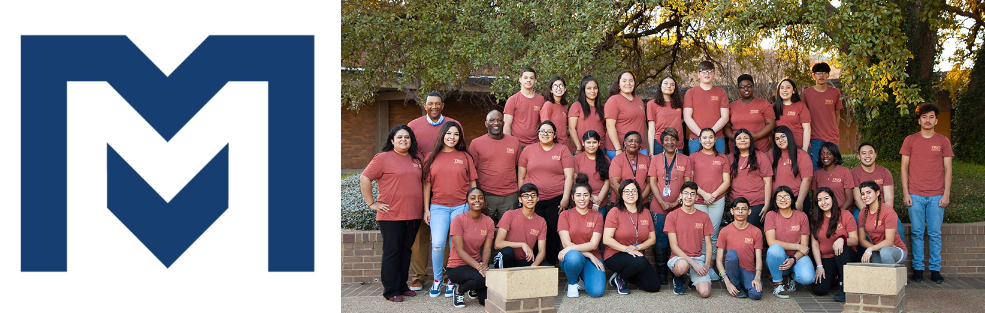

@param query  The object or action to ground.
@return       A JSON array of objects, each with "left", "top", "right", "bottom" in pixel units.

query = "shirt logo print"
[
  {"left": 744, "top": 237, "right": 754, "bottom": 244},
  {"left": 695, "top": 223, "right": 704, "bottom": 229},
  {"left": 782, "top": 159, "right": 792, "bottom": 166},
  {"left": 787, "top": 111, "right": 797, "bottom": 116},
  {"left": 586, "top": 222, "right": 595, "bottom": 228},
  {"left": 712, "top": 160, "right": 722, "bottom": 166},
  {"left": 825, "top": 99, "right": 835, "bottom": 105},
  {"left": 875, "top": 179, "right": 884, "bottom": 185},
  {"left": 413, "top": 163, "right": 422, "bottom": 168},
  {"left": 836, "top": 223, "right": 844, "bottom": 230},
  {"left": 832, "top": 178, "right": 842, "bottom": 183},
  {"left": 711, "top": 96, "right": 720, "bottom": 101},
  {"left": 931, "top": 145, "right": 942, "bottom": 152},
  {"left": 530, "top": 229, "right": 540, "bottom": 236},
  {"left": 480, "top": 230, "right": 488, "bottom": 236},
  {"left": 533, "top": 106, "right": 541, "bottom": 111},
  {"left": 454, "top": 159, "right": 464, "bottom": 164},
  {"left": 551, "top": 155, "right": 562, "bottom": 161},
  {"left": 676, "top": 165, "right": 686, "bottom": 171},
  {"left": 641, "top": 220, "right": 649, "bottom": 226},
  {"left": 750, "top": 109, "right": 759, "bottom": 114},
  {"left": 790, "top": 225, "right": 801, "bottom": 231},
  {"left": 506, "top": 148, "right": 516, "bottom": 154},
  {"left": 638, "top": 164, "right": 647, "bottom": 170}
]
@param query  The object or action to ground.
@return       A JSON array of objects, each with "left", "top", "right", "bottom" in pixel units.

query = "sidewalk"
[{"left": 342, "top": 277, "right": 985, "bottom": 312}]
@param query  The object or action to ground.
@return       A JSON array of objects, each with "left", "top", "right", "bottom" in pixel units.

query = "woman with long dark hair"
[
  {"left": 769, "top": 125, "right": 814, "bottom": 212},
  {"left": 558, "top": 175, "right": 607, "bottom": 298},
  {"left": 730, "top": 128, "right": 773, "bottom": 228},
  {"left": 690, "top": 128, "right": 731, "bottom": 272},
  {"left": 604, "top": 70, "right": 648, "bottom": 158},
  {"left": 541, "top": 76, "right": 572, "bottom": 148},
  {"left": 809, "top": 187, "right": 858, "bottom": 302},
  {"left": 518, "top": 121, "right": 574, "bottom": 265},
  {"left": 422, "top": 121, "right": 478, "bottom": 297},
  {"left": 763, "top": 185, "right": 814, "bottom": 299},
  {"left": 573, "top": 130, "right": 610, "bottom": 216},
  {"left": 447, "top": 187, "right": 495, "bottom": 308},
  {"left": 359, "top": 125, "right": 424, "bottom": 302},
  {"left": 603, "top": 179, "right": 662, "bottom": 294},
  {"left": 647, "top": 75, "right": 684, "bottom": 154},
  {"left": 569, "top": 76, "right": 606, "bottom": 153},
  {"left": 858, "top": 181, "right": 907, "bottom": 265},
  {"left": 772, "top": 78, "right": 811, "bottom": 152}
]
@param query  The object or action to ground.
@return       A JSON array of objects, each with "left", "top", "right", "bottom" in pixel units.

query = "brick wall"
[
  {"left": 903, "top": 222, "right": 985, "bottom": 277},
  {"left": 340, "top": 104, "right": 379, "bottom": 169}
]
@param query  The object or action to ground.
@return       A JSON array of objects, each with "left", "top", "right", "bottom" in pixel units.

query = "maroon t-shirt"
[
  {"left": 609, "top": 152, "right": 650, "bottom": 200},
  {"left": 850, "top": 165, "right": 895, "bottom": 196},
  {"left": 362, "top": 151, "right": 424, "bottom": 221},
  {"left": 812, "top": 166, "right": 856, "bottom": 210},
  {"left": 448, "top": 213, "right": 496, "bottom": 268},
  {"left": 426, "top": 150, "right": 478, "bottom": 206},
  {"left": 573, "top": 152, "right": 609, "bottom": 205},
  {"left": 518, "top": 144, "right": 575, "bottom": 199},
  {"left": 690, "top": 150, "right": 729, "bottom": 204},
  {"left": 729, "top": 97, "right": 776, "bottom": 152},
  {"left": 648, "top": 153, "right": 693, "bottom": 214},
  {"left": 407, "top": 116, "right": 461, "bottom": 158},
  {"left": 497, "top": 209, "right": 548, "bottom": 260},
  {"left": 775, "top": 101, "right": 812, "bottom": 149},
  {"left": 603, "top": 94, "right": 646, "bottom": 151},
  {"left": 729, "top": 151, "right": 774, "bottom": 206},
  {"left": 801, "top": 86, "right": 843, "bottom": 143},
  {"left": 860, "top": 204, "right": 906, "bottom": 251},
  {"left": 469, "top": 134, "right": 522, "bottom": 196},
  {"left": 569, "top": 101, "right": 607, "bottom": 148},
  {"left": 540, "top": 101, "right": 569, "bottom": 147},
  {"left": 604, "top": 208, "right": 655, "bottom": 260},
  {"left": 664, "top": 208, "right": 714, "bottom": 257},
  {"left": 683, "top": 86, "right": 730, "bottom": 139},
  {"left": 558, "top": 209, "right": 605, "bottom": 259},
  {"left": 813, "top": 210, "right": 857, "bottom": 259},
  {"left": 900, "top": 133, "right": 954, "bottom": 197},
  {"left": 764, "top": 210, "right": 810, "bottom": 256},
  {"left": 718, "top": 223, "right": 763, "bottom": 273},
  {"left": 646, "top": 100, "right": 684, "bottom": 150},
  {"left": 767, "top": 149, "right": 814, "bottom": 197},
  {"left": 504, "top": 91, "right": 547, "bottom": 145}
]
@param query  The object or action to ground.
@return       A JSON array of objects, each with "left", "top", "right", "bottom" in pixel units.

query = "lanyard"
[
  {"left": 627, "top": 210, "right": 640, "bottom": 244},
  {"left": 624, "top": 152, "right": 639, "bottom": 179},
  {"left": 663, "top": 153, "right": 677, "bottom": 185}
]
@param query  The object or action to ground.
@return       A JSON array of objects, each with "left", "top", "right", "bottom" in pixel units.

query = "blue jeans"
[
  {"left": 688, "top": 138, "right": 726, "bottom": 154},
  {"left": 429, "top": 203, "right": 468, "bottom": 279},
  {"left": 909, "top": 194, "right": 944, "bottom": 271},
  {"left": 725, "top": 250, "right": 763, "bottom": 300},
  {"left": 605, "top": 149, "right": 649, "bottom": 160},
  {"left": 559, "top": 250, "right": 606, "bottom": 297},
  {"left": 851, "top": 208, "right": 905, "bottom": 240},
  {"left": 808, "top": 140, "right": 838, "bottom": 171},
  {"left": 650, "top": 212, "right": 669, "bottom": 249},
  {"left": 766, "top": 244, "right": 815, "bottom": 284}
]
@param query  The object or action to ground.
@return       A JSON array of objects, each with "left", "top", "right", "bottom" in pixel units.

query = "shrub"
[{"left": 341, "top": 173, "right": 380, "bottom": 230}]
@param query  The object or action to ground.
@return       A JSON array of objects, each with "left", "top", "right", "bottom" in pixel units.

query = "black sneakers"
[
  {"left": 911, "top": 270, "right": 924, "bottom": 283},
  {"left": 930, "top": 270, "right": 944, "bottom": 284}
]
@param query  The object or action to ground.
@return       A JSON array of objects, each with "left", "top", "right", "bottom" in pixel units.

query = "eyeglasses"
[
  {"left": 680, "top": 191, "right": 696, "bottom": 196},
  {"left": 539, "top": 130, "right": 555, "bottom": 135},
  {"left": 520, "top": 193, "right": 538, "bottom": 199},
  {"left": 552, "top": 84, "right": 565, "bottom": 90},
  {"left": 699, "top": 69, "right": 715, "bottom": 74},
  {"left": 622, "top": 189, "right": 639, "bottom": 195},
  {"left": 814, "top": 72, "right": 829, "bottom": 75},
  {"left": 776, "top": 195, "right": 791, "bottom": 201},
  {"left": 738, "top": 84, "right": 754, "bottom": 89}
]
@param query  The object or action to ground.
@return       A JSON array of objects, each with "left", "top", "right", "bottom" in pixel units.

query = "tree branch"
[
  {"left": 942, "top": 3, "right": 984, "bottom": 25},
  {"left": 619, "top": 19, "right": 682, "bottom": 39}
]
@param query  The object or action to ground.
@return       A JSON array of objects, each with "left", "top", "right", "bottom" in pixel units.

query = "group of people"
[{"left": 357, "top": 62, "right": 954, "bottom": 308}]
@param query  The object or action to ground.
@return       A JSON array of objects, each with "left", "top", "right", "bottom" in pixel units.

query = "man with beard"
[{"left": 469, "top": 110, "right": 522, "bottom": 223}]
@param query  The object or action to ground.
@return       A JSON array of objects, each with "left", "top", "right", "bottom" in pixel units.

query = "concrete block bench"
[
  {"left": 485, "top": 266, "right": 558, "bottom": 313},
  {"left": 843, "top": 263, "right": 907, "bottom": 312}
]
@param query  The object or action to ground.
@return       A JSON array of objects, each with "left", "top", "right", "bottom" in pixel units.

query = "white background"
[{"left": 0, "top": 1, "right": 340, "bottom": 311}]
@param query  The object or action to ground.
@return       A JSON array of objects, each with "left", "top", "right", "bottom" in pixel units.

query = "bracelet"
[{"left": 816, "top": 264, "right": 824, "bottom": 269}]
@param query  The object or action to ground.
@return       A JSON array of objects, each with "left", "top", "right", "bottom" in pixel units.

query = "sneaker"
[
  {"left": 566, "top": 284, "right": 580, "bottom": 298},
  {"left": 492, "top": 252, "right": 504, "bottom": 269},
  {"left": 387, "top": 295, "right": 404, "bottom": 302},
  {"left": 402, "top": 290, "right": 417, "bottom": 297},
  {"left": 833, "top": 291, "right": 846, "bottom": 302},
  {"left": 673, "top": 276, "right": 686, "bottom": 295},
  {"left": 931, "top": 271, "right": 944, "bottom": 284},
  {"left": 467, "top": 290, "right": 477, "bottom": 299},
  {"left": 911, "top": 270, "right": 924, "bottom": 283},
  {"left": 410, "top": 279, "right": 425, "bottom": 291},
  {"left": 773, "top": 284, "right": 790, "bottom": 299},
  {"left": 785, "top": 277, "right": 797, "bottom": 293},
  {"left": 577, "top": 278, "right": 586, "bottom": 291},
  {"left": 453, "top": 286, "right": 465, "bottom": 308},
  {"left": 429, "top": 280, "right": 442, "bottom": 297},
  {"left": 736, "top": 289, "right": 748, "bottom": 299},
  {"left": 445, "top": 281, "right": 455, "bottom": 298},
  {"left": 609, "top": 273, "right": 630, "bottom": 295}
]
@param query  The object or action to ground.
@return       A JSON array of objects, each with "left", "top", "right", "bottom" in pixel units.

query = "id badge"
[{"left": 663, "top": 186, "right": 671, "bottom": 197}]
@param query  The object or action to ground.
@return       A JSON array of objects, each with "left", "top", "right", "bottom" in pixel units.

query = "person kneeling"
[
  {"left": 665, "top": 181, "right": 714, "bottom": 297},
  {"left": 558, "top": 175, "right": 607, "bottom": 298},
  {"left": 765, "top": 185, "right": 815, "bottom": 299},
  {"left": 602, "top": 179, "right": 662, "bottom": 295},
  {"left": 716, "top": 198, "right": 764, "bottom": 300},
  {"left": 493, "top": 183, "right": 548, "bottom": 269}
]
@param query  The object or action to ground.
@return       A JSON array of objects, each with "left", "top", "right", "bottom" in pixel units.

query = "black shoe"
[
  {"left": 833, "top": 291, "right": 846, "bottom": 302},
  {"left": 931, "top": 271, "right": 944, "bottom": 284},
  {"left": 911, "top": 270, "right": 924, "bottom": 283},
  {"left": 673, "top": 276, "right": 686, "bottom": 295}
]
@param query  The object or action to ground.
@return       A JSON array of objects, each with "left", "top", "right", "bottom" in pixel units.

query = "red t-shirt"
[
  {"left": 468, "top": 134, "right": 522, "bottom": 196},
  {"left": 729, "top": 97, "right": 776, "bottom": 152},
  {"left": 850, "top": 165, "right": 895, "bottom": 196},
  {"left": 362, "top": 151, "right": 424, "bottom": 221},
  {"left": 518, "top": 144, "right": 574, "bottom": 199},
  {"left": 646, "top": 100, "right": 684, "bottom": 150},
  {"left": 603, "top": 94, "right": 646, "bottom": 151},
  {"left": 801, "top": 86, "right": 843, "bottom": 143},
  {"left": 504, "top": 92, "right": 547, "bottom": 145},
  {"left": 812, "top": 166, "right": 856, "bottom": 209},
  {"left": 407, "top": 116, "right": 461, "bottom": 158},
  {"left": 497, "top": 209, "right": 548, "bottom": 260},
  {"left": 573, "top": 152, "right": 609, "bottom": 205},
  {"left": 604, "top": 208, "right": 655, "bottom": 260},
  {"left": 690, "top": 150, "right": 729, "bottom": 204},
  {"left": 775, "top": 101, "right": 812, "bottom": 149},
  {"left": 900, "top": 133, "right": 954, "bottom": 197},
  {"left": 558, "top": 209, "right": 605, "bottom": 259},
  {"left": 717, "top": 223, "right": 763, "bottom": 273},
  {"left": 448, "top": 213, "right": 496, "bottom": 268},
  {"left": 860, "top": 204, "right": 906, "bottom": 251},
  {"left": 648, "top": 153, "right": 693, "bottom": 214},
  {"left": 540, "top": 101, "right": 569, "bottom": 147},
  {"left": 729, "top": 151, "right": 774, "bottom": 206},
  {"left": 683, "top": 86, "right": 730, "bottom": 139},
  {"left": 609, "top": 152, "right": 650, "bottom": 200},
  {"left": 764, "top": 210, "right": 810, "bottom": 256},
  {"left": 664, "top": 208, "right": 714, "bottom": 257},
  {"left": 426, "top": 150, "right": 478, "bottom": 206},
  {"left": 767, "top": 149, "right": 814, "bottom": 197},
  {"left": 569, "top": 101, "right": 607, "bottom": 148},
  {"left": 813, "top": 210, "right": 857, "bottom": 259}
]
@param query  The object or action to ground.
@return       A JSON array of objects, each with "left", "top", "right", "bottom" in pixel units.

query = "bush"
[
  {"left": 951, "top": 48, "right": 985, "bottom": 164},
  {"left": 341, "top": 173, "right": 380, "bottom": 230}
]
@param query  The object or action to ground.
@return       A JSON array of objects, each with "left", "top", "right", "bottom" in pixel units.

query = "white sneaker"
[{"left": 566, "top": 284, "right": 580, "bottom": 298}]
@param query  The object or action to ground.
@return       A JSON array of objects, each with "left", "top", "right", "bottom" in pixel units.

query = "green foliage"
[
  {"left": 952, "top": 48, "right": 985, "bottom": 164},
  {"left": 341, "top": 173, "right": 379, "bottom": 230}
]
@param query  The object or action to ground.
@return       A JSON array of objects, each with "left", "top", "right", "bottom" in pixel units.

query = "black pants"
[
  {"left": 378, "top": 220, "right": 421, "bottom": 299},
  {"left": 603, "top": 252, "right": 662, "bottom": 292},
  {"left": 448, "top": 265, "right": 487, "bottom": 305},
  {"left": 498, "top": 246, "right": 551, "bottom": 268},
  {"left": 812, "top": 248, "right": 855, "bottom": 296},
  {"left": 534, "top": 195, "right": 562, "bottom": 265}
]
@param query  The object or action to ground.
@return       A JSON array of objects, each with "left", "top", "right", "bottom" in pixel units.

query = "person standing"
[
  {"left": 558, "top": 176, "right": 607, "bottom": 298},
  {"left": 809, "top": 187, "right": 858, "bottom": 302},
  {"left": 605, "top": 70, "right": 648, "bottom": 158},
  {"left": 812, "top": 142, "right": 855, "bottom": 213},
  {"left": 764, "top": 185, "right": 815, "bottom": 299},
  {"left": 608, "top": 131, "right": 650, "bottom": 207},
  {"left": 716, "top": 198, "right": 765, "bottom": 300},
  {"left": 518, "top": 121, "right": 575, "bottom": 265},
  {"left": 603, "top": 180, "right": 662, "bottom": 294},
  {"left": 729, "top": 129, "right": 773, "bottom": 228},
  {"left": 504, "top": 68, "right": 546, "bottom": 146},
  {"left": 683, "top": 61, "right": 730, "bottom": 154},
  {"left": 851, "top": 142, "right": 899, "bottom": 230},
  {"left": 541, "top": 76, "right": 571, "bottom": 148},
  {"left": 900, "top": 102, "right": 952, "bottom": 284},
  {"left": 802, "top": 62, "right": 844, "bottom": 171},
  {"left": 647, "top": 76, "right": 685, "bottom": 154},
  {"left": 725, "top": 74, "right": 776, "bottom": 153},
  {"left": 690, "top": 128, "right": 731, "bottom": 273},
  {"left": 406, "top": 92, "right": 460, "bottom": 291},
  {"left": 569, "top": 76, "right": 607, "bottom": 154},
  {"left": 469, "top": 110, "right": 522, "bottom": 224},
  {"left": 769, "top": 126, "right": 814, "bottom": 212},
  {"left": 647, "top": 127, "right": 693, "bottom": 285},
  {"left": 360, "top": 125, "right": 425, "bottom": 302},
  {"left": 573, "top": 131, "right": 610, "bottom": 217},
  {"left": 773, "top": 79, "right": 811, "bottom": 153},
  {"left": 448, "top": 188, "right": 495, "bottom": 308}
]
